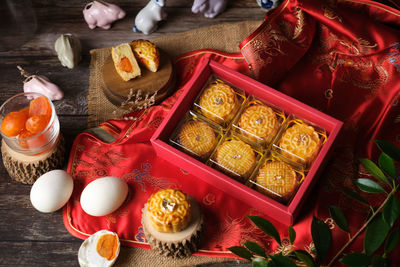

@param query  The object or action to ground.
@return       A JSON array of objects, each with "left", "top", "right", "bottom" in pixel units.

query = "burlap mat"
[
  {"left": 88, "top": 21, "right": 262, "bottom": 266},
  {"left": 88, "top": 21, "right": 262, "bottom": 127}
]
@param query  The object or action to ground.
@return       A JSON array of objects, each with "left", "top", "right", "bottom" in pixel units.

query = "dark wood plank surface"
[{"left": 0, "top": 0, "right": 265, "bottom": 266}]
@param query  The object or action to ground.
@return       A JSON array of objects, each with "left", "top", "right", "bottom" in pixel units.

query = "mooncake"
[
  {"left": 147, "top": 188, "right": 191, "bottom": 233},
  {"left": 279, "top": 123, "right": 321, "bottom": 163},
  {"left": 178, "top": 120, "right": 216, "bottom": 157},
  {"left": 130, "top": 40, "right": 159, "bottom": 72},
  {"left": 111, "top": 43, "right": 141, "bottom": 81},
  {"left": 255, "top": 161, "right": 298, "bottom": 202},
  {"left": 238, "top": 104, "right": 278, "bottom": 142},
  {"left": 198, "top": 80, "right": 239, "bottom": 124},
  {"left": 215, "top": 139, "right": 255, "bottom": 177},
  {"left": 142, "top": 188, "right": 204, "bottom": 258}
]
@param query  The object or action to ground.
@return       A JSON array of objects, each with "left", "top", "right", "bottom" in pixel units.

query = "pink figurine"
[
  {"left": 83, "top": 1, "right": 125, "bottom": 30},
  {"left": 133, "top": 0, "right": 167, "bottom": 35},
  {"left": 191, "top": 0, "right": 227, "bottom": 18},
  {"left": 18, "top": 66, "right": 64, "bottom": 101}
]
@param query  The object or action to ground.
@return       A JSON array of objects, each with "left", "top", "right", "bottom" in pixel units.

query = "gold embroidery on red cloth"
[
  {"left": 314, "top": 28, "right": 388, "bottom": 98},
  {"left": 279, "top": 7, "right": 305, "bottom": 42},
  {"left": 105, "top": 204, "right": 130, "bottom": 228},
  {"left": 323, "top": 0, "right": 343, "bottom": 22}
]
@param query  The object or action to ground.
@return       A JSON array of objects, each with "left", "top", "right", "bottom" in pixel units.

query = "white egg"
[
  {"left": 78, "top": 230, "right": 120, "bottom": 267},
  {"left": 80, "top": 176, "right": 128, "bottom": 217},
  {"left": 30, "top": 169, "right": 74, "bottom": 213}
]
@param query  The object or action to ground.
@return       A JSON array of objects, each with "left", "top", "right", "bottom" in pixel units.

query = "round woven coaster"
[{"left": 1, "top": 135, "right": 66, "bottom": 184}]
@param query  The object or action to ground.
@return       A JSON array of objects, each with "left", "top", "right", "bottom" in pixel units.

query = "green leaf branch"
[{"left": 228, "top": 140, "right": 400, "bottom": 266}]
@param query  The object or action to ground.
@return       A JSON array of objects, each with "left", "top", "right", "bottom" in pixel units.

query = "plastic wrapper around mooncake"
[
  {"left": 169, "top": 110, "right": 224, "bottom": 162},
  {"left": 246, "top": 152, "right": 305, "bottom": 205},
  {"left": 271, "top": 114, "right": 327, "bottom": 171},
  {"left": 193, "top": 76, "right": 246, "bottom": 128},
  {"left": 207, "top": 132, "right": 263, "bottom": 183},
  {"left": 231, "top": 95, "right": 286, "bottom": 150}
]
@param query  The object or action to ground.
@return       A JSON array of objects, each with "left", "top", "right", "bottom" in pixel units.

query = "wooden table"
[{"left": 0, "top": 0, "right": 265, "bottom": 265}]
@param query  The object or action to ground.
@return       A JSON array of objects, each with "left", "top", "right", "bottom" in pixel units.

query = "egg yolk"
[
  {"left": 119, "top": 57, "right": 133, "bottom": 73},
  {"left": 96, "top": 234, "right": 118, "bottom": 261}
]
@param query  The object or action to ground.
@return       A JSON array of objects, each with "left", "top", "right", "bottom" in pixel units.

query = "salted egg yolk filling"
[
  {"left": 96, "top": 234, "right": 118, "bottom": 261},
  {"left": 119, "top": 57, "right": 133, "bottom": 73}
]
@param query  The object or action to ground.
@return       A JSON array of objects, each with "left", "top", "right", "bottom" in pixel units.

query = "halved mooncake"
[
  {"left": 111, "top": 43, "right": 141, "bottom": 81},
  {"left": 130, "top": 40, "right": 159, "bottom": 72}
]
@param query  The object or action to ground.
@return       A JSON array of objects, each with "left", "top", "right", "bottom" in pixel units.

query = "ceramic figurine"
[
  {"left": 256, "top": 0, "right": 281, "bottom": 10},
  {"left": 54, "top": 34, "right": 82, "bottom": 69},
  {"left": 133, "top": 0, "right": 167, "bottom": 35},
  {"left": 83, "top": 1, "right": 126, "bottom": 30},
  {"left": 18, "top": 66, "right": 64, "bottom": 101},
  {"left": 191, "top": 0, "right": 227, "bottom": 18}
]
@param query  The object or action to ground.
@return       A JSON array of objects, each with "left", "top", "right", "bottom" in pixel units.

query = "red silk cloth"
[{"left": 63, "top": 0, "right": 400, "bottom": 264}]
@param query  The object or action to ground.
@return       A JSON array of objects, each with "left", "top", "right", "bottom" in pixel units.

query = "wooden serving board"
[{"left": 102, "top": 49, "right": 176, "bottom": 110}]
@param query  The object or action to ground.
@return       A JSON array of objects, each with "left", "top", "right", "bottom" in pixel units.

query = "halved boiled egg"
[{"left": 78, "top": 230, "right": 120, "bottom": 267}]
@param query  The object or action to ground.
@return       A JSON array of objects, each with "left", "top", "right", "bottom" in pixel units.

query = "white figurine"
[
  {"left": 192, "top": 0, "right": 227, "bottom": 18},
  {"left": 133, "top": 0, "right": 167, "bottom": 35}
]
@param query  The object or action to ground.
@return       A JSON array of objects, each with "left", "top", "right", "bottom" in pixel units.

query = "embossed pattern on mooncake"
[
  {"left": 279, "top": 123, "right": 320, "bottom": 162},
  {"left": 198, "top": 80, "right": 239, "bottom": 124},
  {"left": 178, "top": 120, "right": 216, "bottom": 157},
  {"left": 255, "top": 161, "right": 298, "bottom": 202},
  {"left": 147, "top": 189, "right": 191, "bottom": 233},
  {"left": 238, "top": 104, "right": 278, "bottom": 142},
  {"left": 215, "top": 139, "right": 255, "bottom": 177}
]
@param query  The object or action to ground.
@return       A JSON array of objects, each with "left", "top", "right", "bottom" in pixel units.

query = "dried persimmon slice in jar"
[
  {"left": 18, "top": 128, "right": 46, "bottom": 149},
  {"left": 29, "top": 96, "right": 52, "bottom": 119},
  {"left": 1, "top": 110, "right": 29, "bottom": 137},
  {"left": 25, "top": 115, "right": 49, "bottom": 134}
]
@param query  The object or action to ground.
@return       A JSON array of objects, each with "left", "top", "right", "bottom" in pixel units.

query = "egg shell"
[
  {"left": 30, "top": 169, "right": 74, "bottom": 213},
  {"left": 80, "top": 176, "right": 128, "bottom": 217},
  {"left": 78, "top": 230, "right": 120, "bottom": 267}
]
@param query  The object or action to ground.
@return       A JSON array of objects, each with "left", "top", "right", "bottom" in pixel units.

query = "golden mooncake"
[
  {"left": 255, "top": 161, "right": 298, "bottom": 202},
  {"left": 198, "top": 80, "right": 239, "bottom": 124},
  {"left": 215, "top": 139, "right": 255, "bottom": 177},
  {"left": 111, "top": 43, "right": 141, "bottom": 81},
  {"left": 279, "top": 123, "right": 321, "bottom": 163},
  {"left": 178, "top": 120, "right": 216, "bottom": 157},
  {"left": 147, "top": 189, "right": 191, "bottom": 233},
  {"left": 130, "top": 40, "right": 159, "bottom": 72},
  {"left": 238, "top": 104, "right": 278, "bottom": 142}
]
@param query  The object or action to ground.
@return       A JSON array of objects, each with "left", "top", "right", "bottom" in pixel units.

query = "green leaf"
[
  {"left": 269, "top": 254, "right": 297, "bottom": 267},
  {"left": 311, "top": 216, "right": 332, "bottom": 262},
  {"left": 329, "top": 205, "right": 349, "bottom": 233},
  {"left": 364, "top": 213, "right": 390, "bottom": 255},
  {"left": 294, "top": 250, "right": 317, "bottom": 267},
  {"left": 227, "top": 246, "right": 253, "bottom": 260},
  {"left": 288, "top": 226, "right": 296, "bottom": 244},
  {"left": 382, "top": 194, "right": 400, "bottom": 227},
  {"left": 244, "top": 241, "right": 267, "bottom": 258},
  {"left": 252, "top": 257, "right": 269, "bottom": 267},
  {"left": 247, "top": 215, "right": 281, "bottom": 245},
  {"left": 384, "top": 228, "right": 399, "bottom": 253},
  {"left": 372, "top": 140, "right": 400, "bottom": 162},
  {"left": 372, "top": 255, "right": 391, "bottom": 267},
  {"left": 379, "top": 152, "right": 396, "bottom": 179},
  {"left": 355, "top": 178, "right": 386, "bottom": 194},
  {"left": 341, "top": 189, "right": 370, "bottom": 206},
  {"left": 339, "top": 252, "right": 371, "bottom": 266},
  {"left": 359, "top": 158, "right": 390, "bottom": 186}
]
